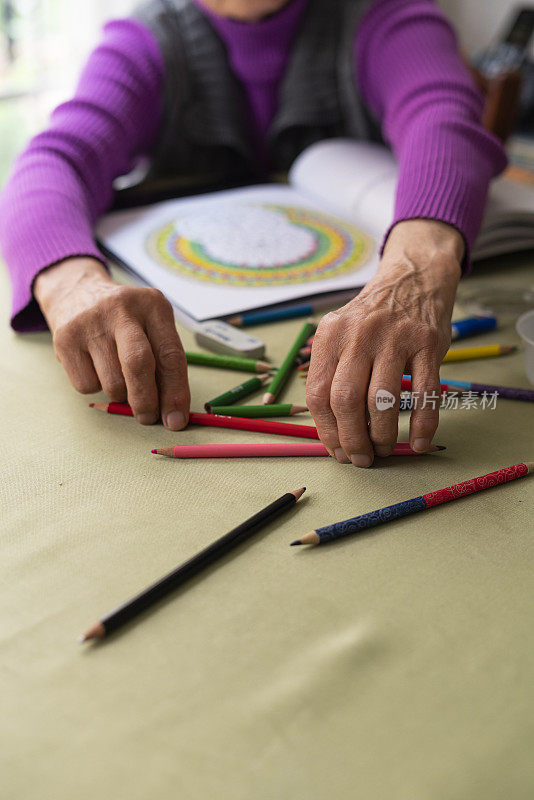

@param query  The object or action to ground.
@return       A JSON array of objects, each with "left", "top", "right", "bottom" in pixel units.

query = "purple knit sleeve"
[
  {"left": 0, "top": 18, "right": 164, "bottom": 332},
  {"left": 356, "top": 0, "right": 508, "bottom": 269}
]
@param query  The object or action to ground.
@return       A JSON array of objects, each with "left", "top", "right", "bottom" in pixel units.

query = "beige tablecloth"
[{"left": 1, "top": 255, "right": 534, "bottom": 800}]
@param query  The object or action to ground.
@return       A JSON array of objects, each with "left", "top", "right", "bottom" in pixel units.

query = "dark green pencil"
[
  {"left": 263, "top": 319, "right": 316, "bottom": 404},
  {"left": 209, "top": 404, "right": 308, "bottom": 418},
  {"left": 185, "top": 351, "right": 272, "bottom": 373},
  {"left": 204, "top": 374, "right": 270, "bottom": 412}
]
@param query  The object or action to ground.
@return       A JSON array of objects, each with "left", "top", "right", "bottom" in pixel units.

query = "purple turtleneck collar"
[
  {"left": 190, "top": 0, "right": 308, "bottom": 82},
  {"left": 190, "top": 0, "right": 309, "bottom": 166}
]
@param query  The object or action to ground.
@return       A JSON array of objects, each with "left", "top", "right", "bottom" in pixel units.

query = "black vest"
[{"left": 127, "top": 0, "right": 379, "bottom": 200}]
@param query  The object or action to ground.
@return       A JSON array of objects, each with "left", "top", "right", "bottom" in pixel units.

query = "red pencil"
[
  {"left": 90, "top": 404, "right": 444, "bottom": 449},
  {"left": 401, "top": 378, "right": 449, "bottom": 393},
  {"left": 151, "top": 442, "right": 445, "bottom": 458},
  {"left": 90, "top": 402, "right": 134, "bottom": 415},
  {"left": 90, "top": 404, "right": 316, "bottom": 434},
  {"left": 191, "top": 412, "right": 316, "bottom": 436}
]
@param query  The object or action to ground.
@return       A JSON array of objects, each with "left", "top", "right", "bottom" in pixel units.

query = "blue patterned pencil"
[{"left": 291, "top": 462, "right": 533, "bottom": 546}]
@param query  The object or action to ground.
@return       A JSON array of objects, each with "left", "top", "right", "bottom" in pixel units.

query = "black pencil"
[{"left": 79, "top": 487, "right": 306, "bottom": 642}]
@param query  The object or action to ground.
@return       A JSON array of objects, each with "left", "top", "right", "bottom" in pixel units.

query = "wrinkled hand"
[
  {"left": 306, "top": 220, "right": 463, "bottom": 466},
  {"left": 34, "top": 257, "right": 190, "bottom": 429}
]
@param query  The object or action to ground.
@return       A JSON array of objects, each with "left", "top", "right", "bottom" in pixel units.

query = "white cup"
[{"left": 516, "top": 309, "right": 534, "bottom": 385}]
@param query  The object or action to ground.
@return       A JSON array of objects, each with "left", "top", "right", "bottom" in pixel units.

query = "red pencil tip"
[
  {"left": 89, "top": 403, "right": 94, "bottom": 407},
  {"left": 151, "top": 449, "right": 158, "bottom": 454}
]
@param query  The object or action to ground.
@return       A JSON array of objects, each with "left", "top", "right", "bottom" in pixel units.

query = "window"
[{"left": 0, "top": 0, "right": 135, "bottom": 182}]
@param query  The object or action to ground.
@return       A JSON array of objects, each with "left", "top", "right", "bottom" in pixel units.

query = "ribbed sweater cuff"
[
  {"left": 380, "top": 118, "right": 507, "bottom": 273},
  {"left": 5, "top": 229, "right": 107, "bottom": 332}
]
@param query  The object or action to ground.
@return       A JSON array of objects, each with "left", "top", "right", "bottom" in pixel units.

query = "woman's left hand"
[{"left": 305, "top": 219, "right": 464, "bottom": 466}]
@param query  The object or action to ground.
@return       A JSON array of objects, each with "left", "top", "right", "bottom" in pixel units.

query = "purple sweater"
[{"left": 0, "top": 0, "right": 507, "bottom": 332}]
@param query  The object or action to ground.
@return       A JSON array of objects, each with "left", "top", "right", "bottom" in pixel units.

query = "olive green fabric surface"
[{"left": 1, "top": 256, "right": 534, "bottom": 800}]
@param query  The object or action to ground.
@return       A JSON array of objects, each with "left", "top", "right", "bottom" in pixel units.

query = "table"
[{"left": 2, "top": 253, "right": 534, "bottom": 800}]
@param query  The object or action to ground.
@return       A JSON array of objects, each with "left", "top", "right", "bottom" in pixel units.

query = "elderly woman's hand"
[
  {"left": 305, "top": 219, "right": 463, "bottom": 466},
  {"left": 34, "top": 257, "right": 190, "bottom": 429}
]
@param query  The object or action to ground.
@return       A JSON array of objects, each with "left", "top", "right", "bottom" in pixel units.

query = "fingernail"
[
  {"left": 374, "top": 445, "right": 392, "bottom": 457},
  {"left": 137, "top": 412, "right": 158, "bottom": 425},
  {"left": 334, "top": 447, "right": 350, "bottom": 464},
  {"left": 165, "top": 411, "right": 187, "bottom": 430},
  {"left": 413, "top": 438, "right": 430, "bottom": 452},
  {"left": 350, "top": 454, "right": 372, "bottom": 468}
]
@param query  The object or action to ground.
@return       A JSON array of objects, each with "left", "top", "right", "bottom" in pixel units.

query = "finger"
[
  {"left": 115, "top": 324, "right": 158, "bottom": 424},
  {"left": 53, "top": 327, "right": 101, "bottom": 394},
  {"left": 367, "top": 357, "right": 404, "bottom": 457},
  {"left": 146, "top": 309, "right": 190, "bottom": 431},
  {"left": 305, "top": 317, "right": 342, "bottom": 459},
  {"left": 407, "top": 352, "right": 442, "bottom": 452},
  {"left": 58, "top": 348, "right": 101, "bottom": 395},
  {"left": 330, "top": 355, "right": 373, "bottom": 467},
  {"left": 88, "top": 339, "right": 127, "bottom": 402}
]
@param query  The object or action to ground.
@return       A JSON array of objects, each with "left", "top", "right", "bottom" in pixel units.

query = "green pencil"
[
  {"left": 263, "top": 319, "right": 316, "bottom": 404},
  {"left": 185, "top": 351, "right": 272, "bottom": 373},
  {"left": 209, "top": 404, "right": 308, "bottom": 418},
  {"left": 204, "top": 374, "right": 270, "bottom": 412}
]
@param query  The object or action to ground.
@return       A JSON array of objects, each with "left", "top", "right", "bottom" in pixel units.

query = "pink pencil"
[{"left": 151, "top": 442, "right": 445, "bottom": 458}]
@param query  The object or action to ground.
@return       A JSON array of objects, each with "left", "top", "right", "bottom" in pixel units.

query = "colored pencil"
[
  {"left": 204, "top": 374, "right": 270, "bottom": 411},
  {"left": 89, "top": 404, "right": 438, "bottom": 439},
  {"left": 291, "top": 461, "right": 533, "bottom": 546},
  {"left": 297, "top": 317, "right": 498, "bottom": 354},
  {"left": 209, "top": 404, "right": 307, "bottom": 418},
  {"left": 442, "top": 344, "right": 516, "bottom": 362},
  {"left": 297, "top": 343, "right": 515, "bottom": 374},
  {"left": 151, "top": 442, "right": 445, "bottom": 458},
  {"left": 263, "top": 319, "right": 316, "bottom": 404},
  {"left": 89, "top": 403, "right": 308, "bottom": 420},
  {"left": 191, "top": 414, "right": 317, "bottom": 436},
  {"left": 450, "top": 316, "right": 497, "bottom": 340},
  {"left": 295, "top": 353, "right": 311, "bottom": 367},
  {"left": 189, "top": 416, "right": 442, "bottom": 443},
  {"left": 185, "top": 351, "right": 272, "bottom": 373},
  {"left": 90, "top": 402, "right": 134, "bottom": 416},
  {"left": 79, "top": 487, "right": 306, "bottom": 642},
  {"left": 227, "top": 290, "right": 358, "bottom": 327},
  {"left": 401, "top": 375, "right": 534, "bottom": 402}
]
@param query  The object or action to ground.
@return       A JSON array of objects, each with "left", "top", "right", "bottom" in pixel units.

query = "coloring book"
[{"left": 97, "top": 138, "right": 534, "bottom": 320}]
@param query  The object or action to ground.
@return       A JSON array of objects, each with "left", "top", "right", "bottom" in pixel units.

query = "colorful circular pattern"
[{"left": 146, "top": 203, "right": 372, "bottom": 287}]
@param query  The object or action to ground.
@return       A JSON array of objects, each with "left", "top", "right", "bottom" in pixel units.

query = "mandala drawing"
[{"left": 146, "top": 203, "right": 372, "bottom": 287}]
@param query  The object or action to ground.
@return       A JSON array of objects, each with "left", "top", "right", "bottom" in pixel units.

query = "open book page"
[
  {"left": 290, "top": 137, "right": 534, "bottom": 261},
  {"left": 289, "top": 139, "right": 397, "bottom": 237},
  {"left": 97, "top": 184, "right": 380, "bottom": 321},
  {"left": 474, "top": 177, "right": 534, "bottom": 258}
]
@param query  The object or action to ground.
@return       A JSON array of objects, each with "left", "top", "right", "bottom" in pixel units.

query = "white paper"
[
  {"left": 97, "top": 138, "right": 534, "bottom": 322},
  {"left": 97, "top": 184, "right": 379, "bottom": 321},
  {"left": 289, "top": 138, "right": 397, "bottom": 235},
  {"left": 291, "top": 138, "right": 534, "bottom": 261}
]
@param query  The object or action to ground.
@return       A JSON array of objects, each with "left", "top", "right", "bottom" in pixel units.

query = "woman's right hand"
[{"left": 34, "top": 257, "right": 191, "bottom": 429}]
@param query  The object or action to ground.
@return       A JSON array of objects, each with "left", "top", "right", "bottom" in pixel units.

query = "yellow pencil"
[
  {"left": 297, "top": 345, "right": 516, "bottom": 378},
  {"left": 297, "top": 344, "right": 517, "bottom": 378},
  {"left": 442, "top": 345, "right": 516, "bottom": 363}
]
